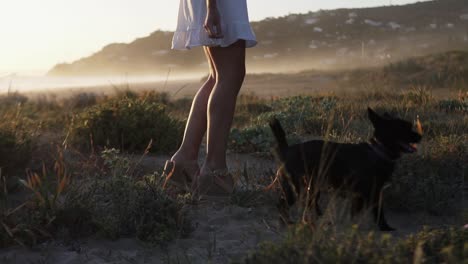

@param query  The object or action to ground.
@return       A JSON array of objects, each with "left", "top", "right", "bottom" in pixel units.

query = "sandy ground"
[
  {"left": 0, "top": 204, "right": 281, "bottom": 264},
  {"left": 0, "top": 153, "right": 463, "bottom": 264},
  {"left": 0, "top": 208, "right": 459, "bottom": 264}
]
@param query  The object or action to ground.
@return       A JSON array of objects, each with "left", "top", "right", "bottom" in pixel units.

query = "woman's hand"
[{"left": 204, "top": 1, "right": 223, "bottom": 39}]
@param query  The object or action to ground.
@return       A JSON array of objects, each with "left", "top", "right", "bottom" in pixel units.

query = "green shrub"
[
  {"left": 68, "top": 97, "right": 183, "bottom": 153},
  {"left": 241, "top": 226, "right": 467, "bottom": 264}
]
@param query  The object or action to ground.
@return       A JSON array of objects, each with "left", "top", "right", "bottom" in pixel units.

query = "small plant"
[
  {"left": 100, "top": 148, "right": 131, "bottom": 177},
  {"left": 19, "top": 162, "right": 69, "bottom": 213},
  {"left": 0, "top": 151, "right": 70, "bottom": 247},
  {"left": 0, "top": 201, "right": 29, "bottom": 247},
  {"left": 403, "top": 85, "right": 433, "bottom": 107}
]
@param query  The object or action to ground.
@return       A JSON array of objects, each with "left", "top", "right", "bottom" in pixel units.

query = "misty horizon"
[{"left": 0, "top": 0, "right": 431, "bottom": 74}]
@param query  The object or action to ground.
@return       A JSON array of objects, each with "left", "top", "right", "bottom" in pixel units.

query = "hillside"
[
  {"left": 48, "top": 0, "right": 468, "bottom": 76},
  {"left": 238, "top": 50, "right": 468, "bottom": 97}
]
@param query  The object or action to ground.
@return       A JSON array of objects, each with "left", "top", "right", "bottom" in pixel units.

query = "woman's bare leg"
[
  {"left": 201, "top": 40, "right": 246, "bottom": 174},
  {"left": 171, "top": 47, "right": 216, "bottom": 165}
]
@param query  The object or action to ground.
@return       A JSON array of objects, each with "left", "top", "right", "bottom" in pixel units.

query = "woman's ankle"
[
  {"left": 171, "top": 149, "right": 199, "bottom": 164},
  {"left": 200, "top": 162, "right": 227, "bottom": 175}
]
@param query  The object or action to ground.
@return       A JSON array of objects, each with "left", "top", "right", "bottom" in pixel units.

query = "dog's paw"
[
  {"left": 278, "top": 216, "right": 294, "bottom": 227},
  {"left": 379, "top": 225, "right": 396, "bottom": 232}
]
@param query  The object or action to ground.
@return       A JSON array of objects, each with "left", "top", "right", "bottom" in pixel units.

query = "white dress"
[{"left": 172, "top": 0, "right": 257, "bottom": 50}]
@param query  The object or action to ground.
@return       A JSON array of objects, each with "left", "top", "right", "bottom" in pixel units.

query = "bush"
[
  {"left": 438, "top": 99, "right": 468, "bottom": 113},
  {"left": 229, "top": 126, "right": 273, "bottom": 153},
  {"left": 228, "top": 96, "right": 339, "bottom": 153},
  {"left": 241, "top": 226, "right": 467, "bottom": 264},
  {"left": 0, "top": 128, "right": 31, "bottom": 177},
  {"left": 402, "top": 85, "right": 433, "bottom": 107},
  {"left": 387, "top": 135, "right": 466, "bottom": 214},
  {"left": 62, "top": 92, "right": 99, "bottom": 110},
  {"left": 233, "top": 94, "right": 273, "bottom": 127},
  {"left": 92, "top": 149, "right": 191, "bottom": 244},
  {"left": 0, "top": 92, "right": 28, "bottom": 108},
  {"left": 68, "top": 97, "right": 183, "bottom": 153},
  {"left": 141, "top": 91, "right": 171, "bottom": 105},
  {"left": 92, "top": 173, "right": 189, "bottom": 244}
]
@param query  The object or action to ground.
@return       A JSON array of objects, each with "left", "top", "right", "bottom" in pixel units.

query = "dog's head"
[{"left": 368, "top": 107, "right": 422, "bottom": 155}]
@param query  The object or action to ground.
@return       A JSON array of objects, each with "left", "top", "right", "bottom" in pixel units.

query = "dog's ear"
[
  {"left": 368, "top": 107, "right": 383, "bottom": 126},
  {"left": 383, "top": 112, "right": 392, "bottom": 119}
]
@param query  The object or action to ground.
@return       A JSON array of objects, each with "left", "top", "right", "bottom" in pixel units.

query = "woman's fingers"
[
  {"left": 213, "top": 22, "right": 224, "bottom": 38},
  {"left": 205, "top": 23, "right": 224, "bottom": 39},
  {"left": 204, "top": 6, "right": 224, "bottom": 39}
]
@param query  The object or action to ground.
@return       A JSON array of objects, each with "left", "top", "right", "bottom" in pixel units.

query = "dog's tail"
[{"left": 269, "top": 118, "right": 288, "bottom": 162}]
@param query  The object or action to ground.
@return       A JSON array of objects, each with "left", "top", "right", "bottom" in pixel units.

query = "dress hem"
[{"left": 171, "top": 22, "right": 257, "bottom": 50}]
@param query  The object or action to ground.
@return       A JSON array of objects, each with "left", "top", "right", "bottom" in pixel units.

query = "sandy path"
[{"left": 164, "top": 203, "right": 281, "bottom": 263}]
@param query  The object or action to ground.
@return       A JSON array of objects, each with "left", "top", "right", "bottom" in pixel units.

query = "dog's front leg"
[
  {"left": 351, "top": 196, "right": 364, "bottom": 218},
  {"left": 314, "top": 191, "right": 322, "bottom": 217},
  {"left": 372, "top": 198, "right": 395, "bottom": 231},
  {"left": 278, "top": 196, "right": 293, "bottom": 226},
  {"left": 306, "top": 191, "right": 322, "bottom": 217}
]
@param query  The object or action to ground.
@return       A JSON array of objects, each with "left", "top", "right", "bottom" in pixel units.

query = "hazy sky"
[{"left": 0, "top": 0, "right": 427, "bottom": 74}]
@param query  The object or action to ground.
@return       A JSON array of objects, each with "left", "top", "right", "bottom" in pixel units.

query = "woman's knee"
[
  {"left": 210, "top": 42, "right": 246, "bottom": 86},
  {"left": 207, "top": 73, "right": 216, "bottom": 86},
  {"left": 217, "top": 63, "right": 246, "bottom": 86}
]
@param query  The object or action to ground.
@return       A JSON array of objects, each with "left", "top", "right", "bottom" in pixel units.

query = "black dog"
[{"left": 270, "top": 108, "right": 422, "bottom": 231}]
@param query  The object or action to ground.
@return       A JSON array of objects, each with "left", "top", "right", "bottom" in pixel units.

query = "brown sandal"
[
  {"left": 192, "top": 169, "right": 235, "bottom": 202},
  {"left": 162, "top": 160, "right": 199, "bottom": 195}
]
